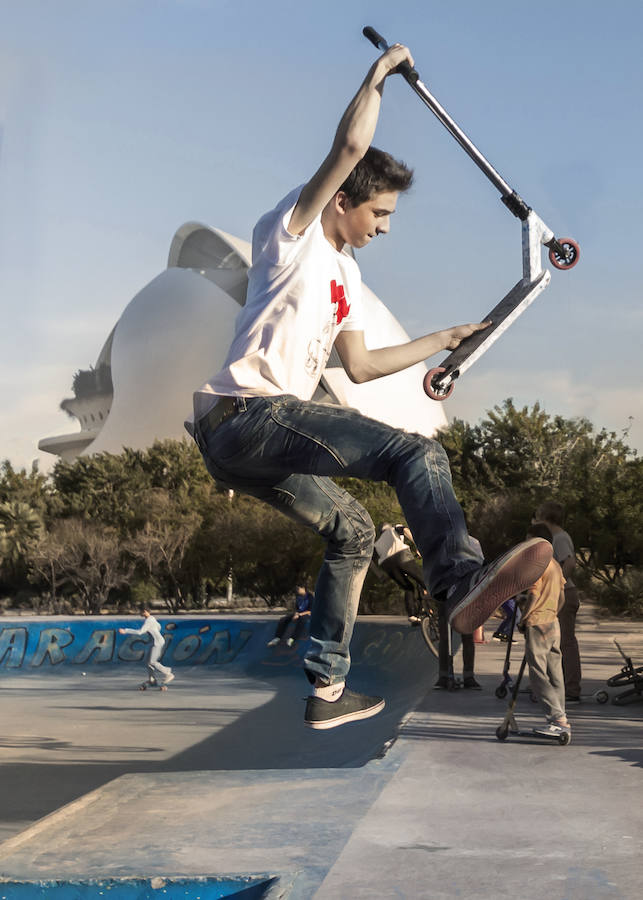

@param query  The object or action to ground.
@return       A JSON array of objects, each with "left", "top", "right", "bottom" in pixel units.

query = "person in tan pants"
[
  {"left": 518, "top": 523, "right": 570, "bottom": 736},
  {"left": 534, "top": 501, "right": 581, "bottom": 702}
]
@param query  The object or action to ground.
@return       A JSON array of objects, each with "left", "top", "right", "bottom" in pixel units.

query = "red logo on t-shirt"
[{"left": 330, "top": 280, "right": 350, "bottom": 324}]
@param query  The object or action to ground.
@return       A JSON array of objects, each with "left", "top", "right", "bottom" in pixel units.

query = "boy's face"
[{"left": 339, "top": 190, "right": 398, "bottom": 248}]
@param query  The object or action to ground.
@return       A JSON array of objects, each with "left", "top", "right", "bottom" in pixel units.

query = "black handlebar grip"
[
  {"left": 362, "top": 26, "right": 419, "bottom": 85},
  {"left": 363, "top": 26, "right": 387, "bottom": 50}
]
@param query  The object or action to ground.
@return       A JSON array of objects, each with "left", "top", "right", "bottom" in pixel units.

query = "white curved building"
[{"left": 39, "top": 223, "right": 447, "bottom": 461}]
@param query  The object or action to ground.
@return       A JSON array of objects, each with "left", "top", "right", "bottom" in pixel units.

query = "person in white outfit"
[{"left": 119, "top": 608, "right": 174, "bottom": 687}]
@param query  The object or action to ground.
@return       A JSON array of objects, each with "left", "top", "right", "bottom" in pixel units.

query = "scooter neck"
[
  {"left": 407, "top": 76, "right": 513, "bottom": 198},
  {"left": 363, "top": 25, "right": 526, "bottom": 215}
]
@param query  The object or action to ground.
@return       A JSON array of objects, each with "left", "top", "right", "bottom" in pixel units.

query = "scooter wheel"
[
  {"left": 423, "top": 367, "right": 454, "bottom": 401},
  {"left": 420, "top": 612, "right": 440, "bottom": 658},
  {"left": 549, "top": 237, "right": 580, "bottom": 270},
  {"left": 496, "top": 726, "right": 509, "bottom": 742},
  {"left": 495, "top": 685, "right": 508, "bottom": 699},
  {"left": 595, "top": 690, "right": 609, "bottom": 704},
  {"left": 558, "top": 731, "right": 571, "bottom": 746}
]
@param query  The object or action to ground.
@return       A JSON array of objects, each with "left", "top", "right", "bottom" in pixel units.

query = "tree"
[
  {"left": 29, "top": 518, "right": 134, "bottom": 615},
  {"left": 0, "top": 460, "right": 56, "bottom": 520},
  {"left": 51, "top": 439, "right": 214, "bottom": 535},
  {"left": 127, "top": 489, "right": 203, "bottom": 613},
  {"left": 438, "top": 399, "right": 643, "bottom": 612},
  {"left": 224, "top": 493, "right": 323, "bottom": 606},
  {"left": 0, "top": 500, "right": 43, "bottom": 591}
]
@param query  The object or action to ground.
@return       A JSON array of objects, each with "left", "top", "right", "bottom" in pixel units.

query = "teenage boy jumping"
[{"left": 188, "top": 42, "right": 552, "bottom": 730}]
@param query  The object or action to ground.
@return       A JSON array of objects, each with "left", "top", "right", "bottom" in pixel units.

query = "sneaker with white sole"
[
  {"left": 304, "top": 688, "right": 385, "bottom": 730},
  {"left": 446, "top": 538, "right": 552, "bottom": 634},
  {"left": 162, "top": 673, "right": 175, "bottom": 686},
  {"left": 534, "top": 722, "right": 570, "bottom": 738},
  {"left": 266, "top": 637, "right": 280, "bottom": 647}
]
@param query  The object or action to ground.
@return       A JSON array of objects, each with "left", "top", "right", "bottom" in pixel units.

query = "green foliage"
[
  {"left": 225, "top": 493, "right": 323, "bottom": 605},
  {"left": 0, "top": 460, "right": 56, "bottom": 520},
  {"left": 70, "top": 364, "right": 113, "bottom": 399},
  {"left": 439, "top": 399, "right": 642, "bottom": 613},
  {"left": 51, "top": 439, "right": 214, "bottom": 534},
  {"left": 1, "top": 398, "right": 641, "bottom": 616},
  {"left": 0, "top": 499, "right": 44, "bottom": 590},
  {"left": 590, "top": 568, "right": 643, "bottom": 618},
  {"left": 29, "top": 517, "right": 133, "bottom": 615}
]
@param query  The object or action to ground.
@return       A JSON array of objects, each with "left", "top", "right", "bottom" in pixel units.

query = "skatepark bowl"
[{"left": 0, "top": 615, "right": 438, "bottom": 898}]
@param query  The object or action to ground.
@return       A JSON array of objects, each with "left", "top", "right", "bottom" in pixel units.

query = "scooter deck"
[
  {"left": 497, "top": 724, "right": 571, "bottom": 745},
  {"left": 428, "top": 270, "right": 550, "bottom": 395}
]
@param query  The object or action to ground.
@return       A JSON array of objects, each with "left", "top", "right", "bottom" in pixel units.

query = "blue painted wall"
[
  {"left": 0, "top": 616, "right": 260, "bottom": 672},
  {"left": 0, "top": 876, "right": 278, "bottom": 899}
]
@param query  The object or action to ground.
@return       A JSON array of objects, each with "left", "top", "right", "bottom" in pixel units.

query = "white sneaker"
[
  {"left": 266, "top": 637, "right": 280, "bottom": 647},
  {"left": 286, "top": 637, "right": 295, "bottom": 647},
  {"left": 162, "top": 673, "right": 175, "bottom": 686}
]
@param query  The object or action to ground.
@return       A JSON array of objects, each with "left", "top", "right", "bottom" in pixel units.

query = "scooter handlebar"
[
  {"left": 362, "top": 25, "right": 419, "bottom": 84},
  {"left": 363, "top": 26, "right": 387, "bottom": 49}
]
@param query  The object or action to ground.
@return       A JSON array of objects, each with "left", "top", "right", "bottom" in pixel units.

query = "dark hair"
[
  {"left": 339, "top": 147, "right": 413, "bottom": 205},
  {"left": 527, "top": 522, "right": 553, "bottom": 544},
  {"left": 535, "top": 501, "right": 564, "bottom": 526}
]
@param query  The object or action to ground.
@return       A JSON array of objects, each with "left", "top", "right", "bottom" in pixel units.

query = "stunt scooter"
[
  {"left": 495, "top": 652, "right": 571, "bottom": 746},
  {"left": 363, "top": 27, "right": 580, "bottom": 401}
]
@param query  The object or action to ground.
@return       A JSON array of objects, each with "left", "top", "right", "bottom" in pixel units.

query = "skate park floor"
[{"left": 0, "top": 607, "right": 642, "bottom": 899}]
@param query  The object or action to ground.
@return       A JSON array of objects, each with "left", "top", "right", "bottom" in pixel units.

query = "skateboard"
[
  {"left": 139, "top": 678, "right": 171, "bottom": 691},
  {"left": 363, "top": 27, "right": 579, "bottom": 401}
]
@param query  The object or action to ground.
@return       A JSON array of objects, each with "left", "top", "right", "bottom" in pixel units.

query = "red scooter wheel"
[
  {"left": 423, "top": 367, "right": 454, "bottom": 401},
  {"left": 548, "top": 237, "right": 580, "bottom": 270}
]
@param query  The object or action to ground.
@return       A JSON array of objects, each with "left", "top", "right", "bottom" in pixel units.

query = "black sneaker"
[
  {"left": 565, "top": 695, "right": 582, "bottom": 703},
  {"left": 304, "top": 688, "right": 385, "bottom": 730},
  {"left": 446, "top": 539, "right": 552, "bottom": 634},
  {"left": 434, "top": 675, "right": 461, "bottom": 690},
  {"left": 463, "top": 676, "right": 482, "bottom": 690}
]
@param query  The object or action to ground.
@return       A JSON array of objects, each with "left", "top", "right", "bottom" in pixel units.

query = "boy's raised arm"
[{"left": 287, "top": 43, "right": 414, "bottom": 237}]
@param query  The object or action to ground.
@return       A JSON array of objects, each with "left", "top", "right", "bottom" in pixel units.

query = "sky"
[{"left": 1, "top": 0, "right": 641, "bottom": 473}]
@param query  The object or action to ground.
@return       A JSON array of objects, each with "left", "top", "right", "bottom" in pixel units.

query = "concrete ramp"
[
  {"left": 0, "top": 617, "right": 437, "bottom": 897},
  {"left": 4, "top": 610, "right": 642, "bottom": 898}
]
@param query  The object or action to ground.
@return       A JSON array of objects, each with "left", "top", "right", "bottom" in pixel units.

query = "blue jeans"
[{"left": 194, "top": 395, "right": 481, "bottom": 685}]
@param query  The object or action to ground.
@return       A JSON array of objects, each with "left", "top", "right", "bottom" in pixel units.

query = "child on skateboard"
[
  {"left": 187, "top": 42, "right": 552, "bottom": 729},
  {"left": 119, "top": 608, "right": 175, "bottom": 689}
]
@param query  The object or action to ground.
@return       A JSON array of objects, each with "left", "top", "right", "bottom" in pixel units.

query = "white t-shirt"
[
  {"left": 192, "top": 187, "right": 364, "bottom": 422},
  {"left": 374, "top": 525, "right": 408, "bottom": 565}
]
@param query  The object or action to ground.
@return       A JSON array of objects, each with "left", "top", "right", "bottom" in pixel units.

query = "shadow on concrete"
[{"left": 0, "top": 619, "right": 438, "bottom": 840}]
